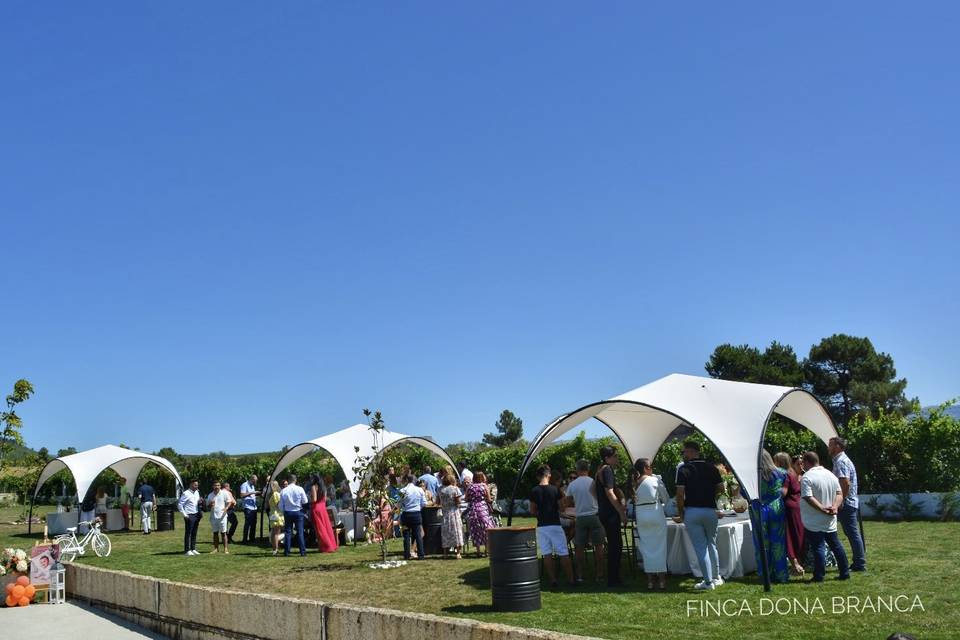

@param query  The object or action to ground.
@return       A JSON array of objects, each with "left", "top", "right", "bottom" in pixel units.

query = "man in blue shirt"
[
  {"left": 138, "top": 483, "right": 155, "bottom": 535},
  {"left": 830, "top": 437, "right": 866, "bottom": 572},
  {"left": 399, "top": 474, "right": 427, "bottom": 560},
  {"left": 418, "top": 466, "right": 440, "bottom": 502},
  {"left": 239, "top": 474, "right": 259, "bottom": 544},
  {"left": 279, "top": 475, "right": 309, "bottom": 557}
]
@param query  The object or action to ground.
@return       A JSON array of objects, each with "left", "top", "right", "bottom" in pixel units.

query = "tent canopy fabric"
[
  {"left": 269, "top": 423, "right": 457, "bottom": 498},
  {"left": 32, "top": 444, "right": 184, "bottom": 502},
  {"left": 518, "top": 373, "right": 839, "bottom": 500}
]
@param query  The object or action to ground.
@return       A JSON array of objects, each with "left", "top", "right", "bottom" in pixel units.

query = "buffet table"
[{"left": 634, "top": 511, "right": 756, "bottom": 578}]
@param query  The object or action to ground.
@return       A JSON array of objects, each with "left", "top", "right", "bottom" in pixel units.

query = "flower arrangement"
[{"left": 1, "top": 548, "right": 29, "bottom": 576}]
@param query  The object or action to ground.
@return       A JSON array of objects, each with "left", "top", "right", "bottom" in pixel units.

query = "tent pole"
[
  {"left": 750, "top": 499, "right": 772, "bottom": 592},
  {"left": 858, "top": 505, "right": 866, "bottom": 552},
  {"left": 352, "top": 498, "right": 357, "bottom": 547},
  {"left": 27, "top": 494, "right": 35, "bottom": 535},
  {"left": 506, "top": 468, "right": 525, "bottom": 527}
]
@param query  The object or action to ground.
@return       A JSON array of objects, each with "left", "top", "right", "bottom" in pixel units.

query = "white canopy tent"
[
  {"left": 515, "top": 374, "right": 838, "bottom": 502},
  {"left": 268, "top": 423, "right": 457, "bottom": 498},
  {"left": 510, "top": 373, "right": 839, "bottom": 591},
  {"left": 29, "top": 444, "right": 184, "bottom": 533}
]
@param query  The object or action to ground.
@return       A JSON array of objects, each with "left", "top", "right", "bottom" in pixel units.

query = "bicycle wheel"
[
  {"left": 56, "top": 536, "right": 77, "bottom": 563},
  {"left": 92, "top": 532, "right": 112, "bottom": 557}
]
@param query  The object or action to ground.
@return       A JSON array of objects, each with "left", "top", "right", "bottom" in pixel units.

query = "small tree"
[
  {"left": 352, "top": 409, "right": 400, "bottom": 562},
  {"left": 482, "top": 409, "right": 524, "bottom": 447},
  {"left": 0, "top": 379, "right": 34, "bottom": 471}
]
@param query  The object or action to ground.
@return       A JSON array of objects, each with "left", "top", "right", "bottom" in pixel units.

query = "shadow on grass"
[
  {"left": 442, "top": 603, "right": 495, "bottom": 614},
  {"left": 458, "top": 566, "right": 489, "bottom": 590},
  {"left": 289, "top": 562, "right": 357, "bottom": 573}
]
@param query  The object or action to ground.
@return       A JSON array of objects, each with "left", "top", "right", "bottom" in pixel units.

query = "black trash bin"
[
  {"left": 156, "top": 504, "right": 175, "bottom": 531},
  {"left": 421, "top": 506, "right": 443, "bottom": 556},
  {"left": 488, "top": 526, "right": 541, "bottom": 612}
]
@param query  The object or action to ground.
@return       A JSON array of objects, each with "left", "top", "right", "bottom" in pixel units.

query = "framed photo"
[{"left": 30, "top": 544, "right": 58, "bottom": 585}]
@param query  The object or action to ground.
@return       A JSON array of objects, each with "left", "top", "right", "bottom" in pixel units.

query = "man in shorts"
[
  {"left": 565, "top": 459, "right": 606, "bottom": 582},
  {"left": 206, "top": 481, "right": 235, "bottom": 554},
  {"left": 529, "top": 465, "right": 575, "bottom": 590}
]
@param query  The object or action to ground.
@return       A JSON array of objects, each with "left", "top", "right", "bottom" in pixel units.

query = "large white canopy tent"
[
  {"left": 509, "top": 373, "right": 839, "bottom": 590},
  {"left": 262, "top": 423, "right": 457, "bottom": 543},
  {"left": 267, "top": 423, "right": 457, "bottom": 498},
  {"left": 29, "top": 444, "right": 184, "bottom": 533}
]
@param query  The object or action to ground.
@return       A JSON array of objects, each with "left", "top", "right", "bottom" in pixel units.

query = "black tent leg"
[
  {"left": 352, "top": 500, "right": 357, "bottom": 546},
  {"left": 750, "top": 500, "right": 772, "bottom": 592},
  {"left": 858, "top": 505, "right": 866, "bottom": 551},
  {"left": 28, "top": 496, "right": 35, "bottom": 535},
  {"left": 506, "top": 472, "right": 524, "bottom": 527}
]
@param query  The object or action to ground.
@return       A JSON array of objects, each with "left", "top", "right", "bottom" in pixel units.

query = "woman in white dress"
[{"left": 633, "top": 458, "right": 670, "bottom": 590}]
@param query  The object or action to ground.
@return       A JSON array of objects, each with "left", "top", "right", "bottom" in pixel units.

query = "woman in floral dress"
[
  {"left": 752, "top": 450, "right": 790, "bottom": 583},
  {"left": 438, "top": 474, "right": 464, "bottom": 558},
  {"left": 465, "top": 471, "right": 497, "bottom": 557}
]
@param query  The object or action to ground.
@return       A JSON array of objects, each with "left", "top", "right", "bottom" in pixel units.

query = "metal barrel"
[
  {"left": 156, "top": 505, "right": 175, "bottom": 531},
  {"left": 421, "top": 506, "right": 443, "bottom": 556},
  {"left": 487, "top": 526, "right": 541, "bottom": 612}
]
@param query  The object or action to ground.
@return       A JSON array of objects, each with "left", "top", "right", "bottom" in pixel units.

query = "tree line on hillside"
[{"left": 3, "top": 333, "right": 958, "bottom": 504}]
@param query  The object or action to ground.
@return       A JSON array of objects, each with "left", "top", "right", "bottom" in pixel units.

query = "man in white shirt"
[
  {"left": 207, "top": 481, "right": 235, "bottom": 554},
  {"left": 399, "top": 474, "right": 427, "bottom": 560},
  {"left": 177, "top": 480, "right": 202, "bottom": 556},
  {"left": 799, "top": 451, "right": 850, "bottom": 582},
  {"left": 459, "top": 463, "right": 474, "bottom": 485},
  {"left": 565, "top": 459, "right": 605, "bottom": 582},
  {"left": 280, "top": 475, "right": 309, "bottom": 557}
]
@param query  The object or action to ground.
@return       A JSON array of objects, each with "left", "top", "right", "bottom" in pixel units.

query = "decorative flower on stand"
[{"left": 2, "top": 548, "right": 30, "bottom": 575}]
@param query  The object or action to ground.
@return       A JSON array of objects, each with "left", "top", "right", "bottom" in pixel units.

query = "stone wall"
[{"left": 66, "top": 564, "right": 596, "bottom": 640}]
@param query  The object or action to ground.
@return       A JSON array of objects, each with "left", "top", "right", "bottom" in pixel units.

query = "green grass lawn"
[{"left": 2, "top": 506, "right": 957, "bottom": 639}]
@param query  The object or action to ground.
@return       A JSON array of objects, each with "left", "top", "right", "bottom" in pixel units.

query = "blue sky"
[{"left": 3, "top": 3, "right": 957, "bottom": 455}]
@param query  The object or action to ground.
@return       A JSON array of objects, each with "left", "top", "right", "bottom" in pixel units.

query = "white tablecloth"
[
  {"left": 105, "top": 509, "right": 124, "bottom": 531},
  {"left": 636, "top": 512, "right": 756, "bottom": 578},
  {"left": 46, "top": 511, "right": 79, "bottom": 536}
]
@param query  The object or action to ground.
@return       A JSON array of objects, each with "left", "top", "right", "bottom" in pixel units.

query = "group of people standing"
[
  {"left": 754, "top": 436, "right": 866, "bottom": 584},
  {"left": 173, "top": 473, "right": 338, "bottom": 557},
  {"left": 368, "top": 464, "right": 500, "bottom": 561},
  {"left": 528, "top": 445, "right": 634, "bottom": 590},
  {"left": 527, "top": 437, "right": 867, "bottom": 592}
]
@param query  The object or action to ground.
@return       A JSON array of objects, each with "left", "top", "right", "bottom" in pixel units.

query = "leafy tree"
[
  {"left": 705, "top": 342, "right": 803, "bottom": 386},
  {"left": 37, "top": 447, "right": 49, "bottom": 462},
  {"left": 0, "top": 379, "right": 34, "bottom": 470},
  {"left": 845, "top": 399, "right": 960, "bottom": 494},
  {"left": 57, "top": 446, "right": 78, "bottom": 458},
  {"left": 803, "top": 334, "right": 912, "bottom": 427},
  {"left": 482, "top": 409, "right": 524, "bottom": 447}
]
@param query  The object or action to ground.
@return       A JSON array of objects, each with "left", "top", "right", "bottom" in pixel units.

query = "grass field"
[{"left": 2, "top": 506, "right": 957, "bottom": 639}]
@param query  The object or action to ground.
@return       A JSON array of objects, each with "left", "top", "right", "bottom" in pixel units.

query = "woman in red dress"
[
  {"left": 310, "top": 474, "right": 338, "bottom": 553},
  {"left": 774, "top": 452, "right": 804, "bottom": 576}
]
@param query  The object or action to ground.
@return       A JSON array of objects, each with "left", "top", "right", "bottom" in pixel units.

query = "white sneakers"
[
  {"left": 693, "top": 576, "right": 724, "bottom": 590},
  {"left": 185, "top": 549, "right": 199, "bottom": 556}
]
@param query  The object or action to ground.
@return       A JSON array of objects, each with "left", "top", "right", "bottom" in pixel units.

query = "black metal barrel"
[
  {"left": 487, "top": 526, "right": 541, "bottom": 612},
  {"left": 422, "top": 506, "right": 443, "bottom": 556},
  {"left": 156, "top": 505, "right": 175, "bottom": 531}
]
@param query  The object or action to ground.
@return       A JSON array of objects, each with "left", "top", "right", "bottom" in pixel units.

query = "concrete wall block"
[
  {"left": 160, "top": 580, "right": 324, "bottom": 640},
  {"left": 324, "top": 603, "right": 593, "bottom": 640}
]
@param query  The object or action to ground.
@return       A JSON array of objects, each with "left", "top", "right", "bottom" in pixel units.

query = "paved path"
[{"left": 2, "top": 602, "right": 167, "bottom": 639}]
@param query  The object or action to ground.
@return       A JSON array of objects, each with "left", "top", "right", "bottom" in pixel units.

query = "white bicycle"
[{"left": 54, "top": 519, "right": 112, "bottom": 562}]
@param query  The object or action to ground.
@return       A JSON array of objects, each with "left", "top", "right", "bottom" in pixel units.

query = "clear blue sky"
[{"left": 3, "top": 3, "right": 957, "bottom": 455}]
